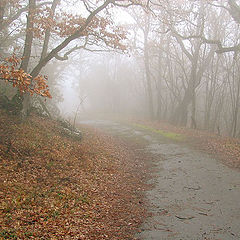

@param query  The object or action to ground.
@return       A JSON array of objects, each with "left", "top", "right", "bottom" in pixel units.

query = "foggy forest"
[{"left": 1, "top": 0, "right": 240, "bottom": 239}]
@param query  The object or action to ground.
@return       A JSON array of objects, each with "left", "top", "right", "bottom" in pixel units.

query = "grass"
[
  {"left": 133, "top": 123, "right": 184, "bottom": 141},
  {"left": 131, "top": 119, "right": 240, "bottom": 169}
]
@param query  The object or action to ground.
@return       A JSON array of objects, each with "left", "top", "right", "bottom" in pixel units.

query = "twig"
[{"left": 175, "top": 215, "right": 195, "bottom": 220}]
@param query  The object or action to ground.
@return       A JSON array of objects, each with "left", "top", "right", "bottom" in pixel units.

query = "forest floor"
[{"left": 0, "top": 111, "right": 149, "bottom": 239}]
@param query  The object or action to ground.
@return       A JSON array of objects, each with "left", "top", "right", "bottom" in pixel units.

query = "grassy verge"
[
  {"left": 131, "top": 119, "right": 240, "bottom": 169},
  {"left": 133, "top": 123, "right": 184, "bottom": 141}
]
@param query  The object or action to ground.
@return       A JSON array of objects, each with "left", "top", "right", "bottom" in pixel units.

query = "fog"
[
  {"left": 50, "top": 0, "right": 240, "bottom": 138},
  {"left": 2, "top": 0, "right": 240, "bottom": 137},
  {"left": 58, "top": 52, "right": 145, "bottom": 120}
]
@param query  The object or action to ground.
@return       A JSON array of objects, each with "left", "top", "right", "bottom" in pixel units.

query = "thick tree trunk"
[
  {"left": 190, "top": 52, "right": 199, "bottom": 129},
  {"left": 171, "top": 88, "right": 191, "bottom": 126},
  {"left": 16, "top": 0, "right": 36, "bottom": 117},
  {"left": 191, "top": 92, "right": 197, "bottom": 129},
  {"left": 210, "top": 93, "right": 224, "bottom": 133},
  {"left": 204, "top": 80, "right": 211, "bottom": 130}
]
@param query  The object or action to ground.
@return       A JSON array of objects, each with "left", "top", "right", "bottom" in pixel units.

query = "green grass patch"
[{"left": 133, "top": 123, "right": 184, "bottom": 141}]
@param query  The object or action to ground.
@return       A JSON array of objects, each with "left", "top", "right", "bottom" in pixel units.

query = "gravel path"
[{"left": 80, "top": 120, "right": 240, "bottom": 240}]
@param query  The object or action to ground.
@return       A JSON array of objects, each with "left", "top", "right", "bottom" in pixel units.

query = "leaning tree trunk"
[
  {"left": 20, "top": 0, "right": 35, "bottom": 72},
  {"left": 37, "top": 0, "right": 59, "bottom": 117},
  {"left": 40, "top": 0, "right": 59, "bottom": 60}
]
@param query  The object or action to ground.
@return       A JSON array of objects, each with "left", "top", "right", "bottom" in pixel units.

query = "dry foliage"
[
  {"left": 0, "top": 111, "right": 147, "bottom": 239},
  {"left": 0, "top": 55, "right": 51, "bottom": 98}
]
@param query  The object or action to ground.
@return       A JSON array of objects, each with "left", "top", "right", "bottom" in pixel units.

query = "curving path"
[{"left": 80, "top": 120, "right": 240, "bottom": 240}]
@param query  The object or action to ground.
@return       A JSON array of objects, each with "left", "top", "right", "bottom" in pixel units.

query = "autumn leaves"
[{"left": 0, "top": 55, "right": 51, "bottom": 98}]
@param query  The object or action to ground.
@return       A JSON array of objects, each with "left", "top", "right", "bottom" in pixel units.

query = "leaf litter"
[{"left": 0, "top": 111, "right": 148, "bottom": 239}]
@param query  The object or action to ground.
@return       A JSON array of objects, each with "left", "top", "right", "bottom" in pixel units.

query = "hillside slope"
[{"left": 0, "top": 111, "right": 147, "bottom": 239}]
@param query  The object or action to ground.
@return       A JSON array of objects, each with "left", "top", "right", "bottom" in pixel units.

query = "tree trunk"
[
  {"left": 40, "top": 0, "right": 59, "bottom": 60},
  {"left": 170, "top": 86, "right": 191, "bottom": 126},
  {"left": 0, "top": 0, "right": 6, "bottom": 30},
  {"left": 190, "top": 52, "right": 199, "bottom": 129},
  {"left": 16, "top": 0, "right": 36, "bottom": 117},
  {"left": 156, "top": 48, "right": 163, "bottom": 120},
  {"left": 20, "top": 0, "right": 36, "bottom": 71},
  {"left": 143, "top": 15, "right": 154, "bottom": 120},
  {"left": 231, "top": 76, "right": 240, "bottom": 137}
]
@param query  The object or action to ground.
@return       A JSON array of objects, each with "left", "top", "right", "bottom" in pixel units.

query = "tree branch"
[
  {"left": 55, "top": 44, "right": 87, "bottom": 61},
  {"left": 228, "top": 0, "right": 240, "bottom": 24},
  {"left": 30, "top": 0, "right": 113, "bottom": 78},
  {"left": 171, "top": 29, "right": 193, "bottom": 61},
  {"left": 170, "top": 30, "right": 240, "bottom": 54},
  {"left": 3, "top": 1, "right": 52, "bottom": 30}
]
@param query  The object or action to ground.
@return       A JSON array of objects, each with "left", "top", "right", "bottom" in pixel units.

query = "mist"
[
  {"left": 2, "top": 0, "right": 240, "bottom": 137},
  {"left": 52, "top": 0, "right": 240, "bottom": 138}
]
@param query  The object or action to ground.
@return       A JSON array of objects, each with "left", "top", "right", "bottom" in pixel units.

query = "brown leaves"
[
  {"left": 0, "top": 55, "right": 51, "bottom": 98},
  {"left": 0, "top": 112, "right": 147, "bottom": 239},
  {"left": 32, "top": 4, "right": 128, "bottom": 51}
]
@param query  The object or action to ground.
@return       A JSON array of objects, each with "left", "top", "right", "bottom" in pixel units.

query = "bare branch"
[
  {"left": 83, "top": 0, "right": 93, "bottom": 13},
  {"left": 55, "top": 38, "right": 88, "bottom": 61},
  {"left": 171, "top": 29, "right": 193, "bottom": 61},
  {"left": 208, "top": 2, "right": 230, "bottom": 12},
  {"left": 228, "top": 0, "right": 240, "bottom": 24},
  {"left": 170, "top": 30, "right": 240, "bottom": 54}
]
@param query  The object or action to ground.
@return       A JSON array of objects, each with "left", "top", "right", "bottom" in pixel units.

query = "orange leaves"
[
  {"left": 33, "top": 7, "right": 57, "bottom": 39},
  {"left": 32, "top": 75, "right": 52, "bottom": 98},
  {"left": 0, "top": 55, "right": 51, "bottom": 98},
  {"left": 86, "top": 16, "right": 128, "bottom": 51},
  {"left": 53, "top": 14, "right": 86, "bottom": 38},
  {"left": 32, "top": 4, "right": 128, "bottom": 51}
]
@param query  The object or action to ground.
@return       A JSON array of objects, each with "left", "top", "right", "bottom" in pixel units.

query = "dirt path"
[{"left": 81, "top": 120, "right": 240, "bottom": 240}]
